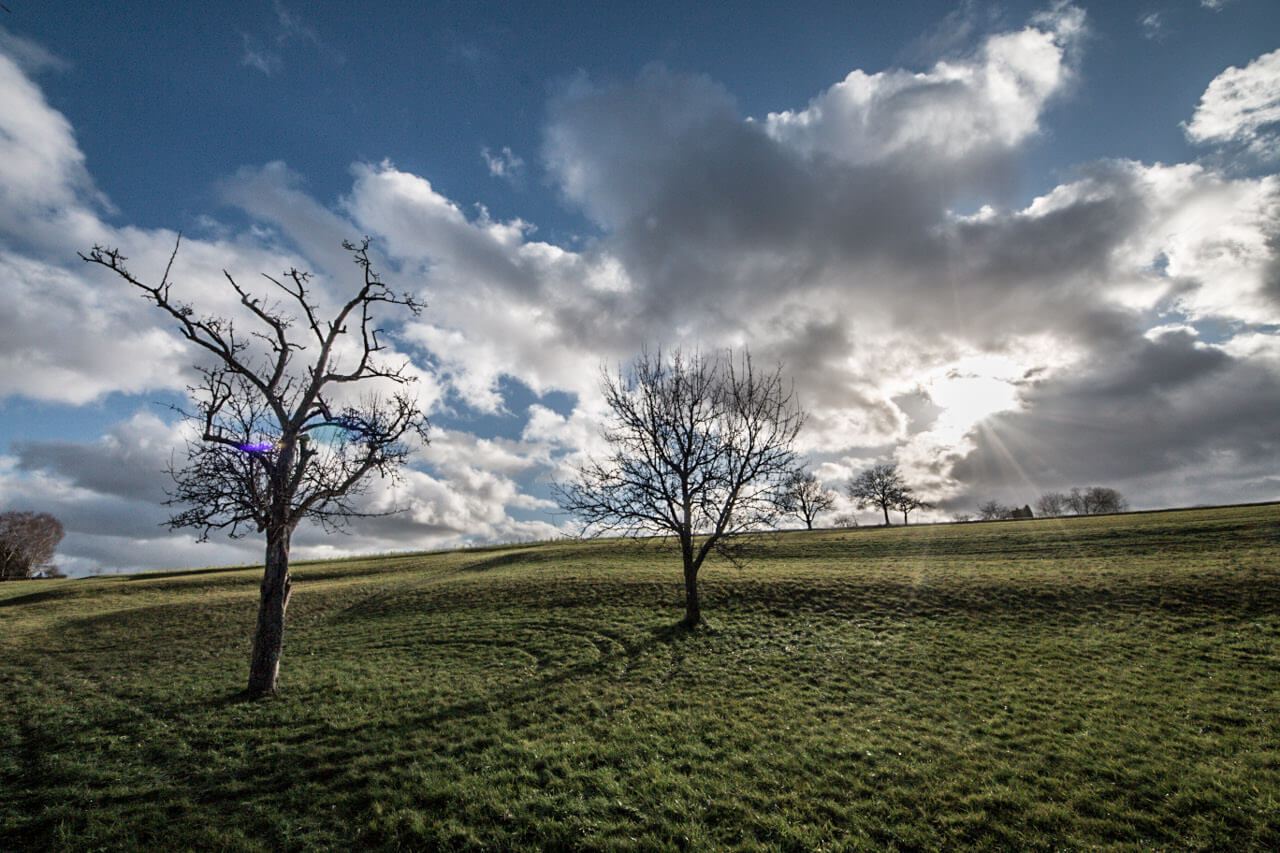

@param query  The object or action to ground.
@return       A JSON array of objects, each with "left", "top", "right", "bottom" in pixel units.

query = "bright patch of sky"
[{"left": 1, "top": 1, "right": 1278, "bottom": 575}]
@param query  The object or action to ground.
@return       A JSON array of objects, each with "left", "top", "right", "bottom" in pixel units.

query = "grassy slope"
[{"left": 2, "top": 506, "right": 1279, "bottom": 851}]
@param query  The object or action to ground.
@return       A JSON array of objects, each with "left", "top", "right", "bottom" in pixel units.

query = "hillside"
[{"left": 3, "top": 505, "right": 1279, "bottom": 851}]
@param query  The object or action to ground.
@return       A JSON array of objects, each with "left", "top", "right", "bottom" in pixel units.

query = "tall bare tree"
[
  {"left": 846, "top": 462, "right": 906, "bottom": 526},
  {"left": 83, "top": 238, "right": 428, "bottom": 697},
  {"left": 781, "top": 470, "right": 837, "bottom": 529},
  {"left": 0, "top": 511, "right": 64, "bottom": 580},
  {"left": 554, "top": 349, "right": 804, "bottom": 627}
]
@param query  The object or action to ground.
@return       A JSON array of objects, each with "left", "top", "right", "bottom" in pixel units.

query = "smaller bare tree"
[
  {"left": 1036, "top": 491, "right": 1069, "bottom": 517},
  {"left": 781, "top": 470, "right": 836, "bottom": 529},
  {"left": 554, "top": 348, "right": 804, "bottom": 627},
  {"left": 977, "top": 500, "right": 1011, "bottom": 521},
  {"left": 892, "top": 491, "right": 932, "bottom": 525},
  {"left": 1066, "top": 486, "right": 1128, "bottom": 515},
  {"left": 847, "top": 462, "right": 906, "bottom": 526},
  {"left": 0, "top": 512, "right": 64, "bottom": 580}
]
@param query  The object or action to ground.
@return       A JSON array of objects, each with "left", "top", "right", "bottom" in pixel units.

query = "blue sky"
[{"left": 2, "top": 1, "right": 1278, "bottom": 575}]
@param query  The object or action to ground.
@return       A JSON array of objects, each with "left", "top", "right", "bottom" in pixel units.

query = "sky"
[{"left": 1, "top": 1, "right": 1278, "bottom": 576}]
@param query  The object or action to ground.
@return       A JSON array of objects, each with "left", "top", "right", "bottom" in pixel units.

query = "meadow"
[{"left": 2, "top": 505, "right": 1278, "bottom": 851}]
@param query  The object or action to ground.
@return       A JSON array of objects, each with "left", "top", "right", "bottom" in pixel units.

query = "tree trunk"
[
  {"left": 246, "top": 528, "right": 292, "bottom": 697},
  {"left": 681, "top": 561, "right": 701, "bottom": 627},
  {"left": 882, "top": 504, "right": 891, "bottom": 525}
]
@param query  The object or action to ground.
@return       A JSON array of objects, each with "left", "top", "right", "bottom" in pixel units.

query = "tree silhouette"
[
  {"left": 1066, "top": 486, "right": 1128, "bottom": 515},
  {"left": 892, "top": 491, "right": 931, "bottom": 525},
  {"left": 846, "top": 462, "right": 906, "bottom": 526},
  {"left": 782, "top": 470, "right": 836, "bottom": 529},
  {"left": 1036, "top": 492, "right": 1068, "bottom": 517},
  {"left": 977, "top": 500, "right": 1010, "bottom": 521}
]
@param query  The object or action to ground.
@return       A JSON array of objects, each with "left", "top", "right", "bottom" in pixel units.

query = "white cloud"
[
  {"left": 0, "top": 25, "right": 71, "bottom": 75},
  {"left": 1138, "top": 12, "right": 1166, "bottom": 41},
  {"left": 0, "top": 250, "right": 189, "bottom": 404},
  {"left": 1185, "top": 48, "right": 1280, "bottom": 161},
  {"left": 765, "top": 4, "right": 1083, "bottom": 166},
  {"left": 481, "top": 145, "right": 525, "bottom": 182},
  {"left": 0, "top": 50, "right": 106, "bottom": 245}
]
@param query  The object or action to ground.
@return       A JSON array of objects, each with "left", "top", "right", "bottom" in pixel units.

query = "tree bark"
[
  {"left": 681, "top": 561, "right": 701, "bottom": 627},
  {"left": 882, "top": 504, "right": 891, "bottom": 525},
  {"left": 246, "top": 528, "right": 292, "bottom": 697}
]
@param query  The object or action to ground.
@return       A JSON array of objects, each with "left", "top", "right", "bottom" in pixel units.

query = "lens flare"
[{"left": 236, "top": 442, "right": 273, "bottom": 453}]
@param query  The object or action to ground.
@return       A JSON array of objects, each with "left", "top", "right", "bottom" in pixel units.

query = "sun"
[{"left": 923, "top": 356, "right": 1024, "bottom": 441}]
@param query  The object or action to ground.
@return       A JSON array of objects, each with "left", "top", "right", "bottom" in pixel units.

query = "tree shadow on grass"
[{"left": 0, "top": 587, "right": 70, "bottom": 608}]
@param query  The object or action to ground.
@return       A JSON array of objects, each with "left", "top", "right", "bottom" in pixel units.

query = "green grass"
[{"left": 3, "top": 505, "right": 1279, "bottom": 851}]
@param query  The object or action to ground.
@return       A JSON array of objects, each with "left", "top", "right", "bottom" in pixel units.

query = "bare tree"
[
  {"left": 1036, "top": 491, "right": 1069, "bottom": 517},
  {"left": 1066, "top": 486, "right": 1128, "bottom": 515},
  {"left": 0, "top": 512, "right": 64, "bottom": 580},
  {"left": 892, "top": 491, "right": 932, "bottom": 525},
  {"left": 83, "top": 237, "right": 428, "bottom": 697},
  {"left": 1087, "top": 487, "right": 1128, "bottom": 514},
  {"left": 554, "top": 349, "right": 804, "bottom": 627},
  {"left": 781, "top": 470, "right": 836, "bottom": 529},
  {"left": 977, "top": 500, "right": 1011, "bottom": 521},
  {"left": 846, "top": 462, "right": 906, "bottom": 526},
  {"left": 832, "top": 513, "right": 860, "bottom": 528}
]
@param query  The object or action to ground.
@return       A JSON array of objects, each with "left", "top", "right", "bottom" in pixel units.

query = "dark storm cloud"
[
  {"left": 541, "top": 64, "right": 1031, "bottom": 337},
  {"left": 16, "top": 438, "right": 168, "bottom": 504}
]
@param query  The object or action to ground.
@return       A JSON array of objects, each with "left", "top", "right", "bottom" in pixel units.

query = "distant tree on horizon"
[
  {"left": 83, "top": 237, "right": 428, "bottom": 698},
  {"left": 977, "top": 500, "right": 1011, "bottom": 521},
  {"left": 554, "top": 348, "right": 804, "bottom": 627},
  {"left": 781, "top": 470, "right": 837, "bottom": 529},
  {"left": 1036, "top": 491, "right": 1069, "bottom": 517},
  {"left": 892, "top": 491, "right": 932, "bottom": 525},
  {"left": 1067, "top": 486, "right": 1128, "bottom": 515},
  {"left": 847, "top": 462, "right": 908, "bottom": 526}
]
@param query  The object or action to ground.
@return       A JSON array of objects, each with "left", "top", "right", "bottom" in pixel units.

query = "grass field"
[{"left": 3, "top": 505, "right": 1279, "bottom": 851}]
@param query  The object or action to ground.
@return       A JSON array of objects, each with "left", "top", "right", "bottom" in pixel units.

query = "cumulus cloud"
[
  {"left": 0, "top": 48, "right": 107, "bottom": 249},
  {"left": 0, "top": 411, "right": 259, "bottom": 575},
  {"left": 1185, "top": 48, "right": 1280, "bottom": 161},
  {"left": 765, "top": 3, "right": 1084, "bottom": 167}
]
